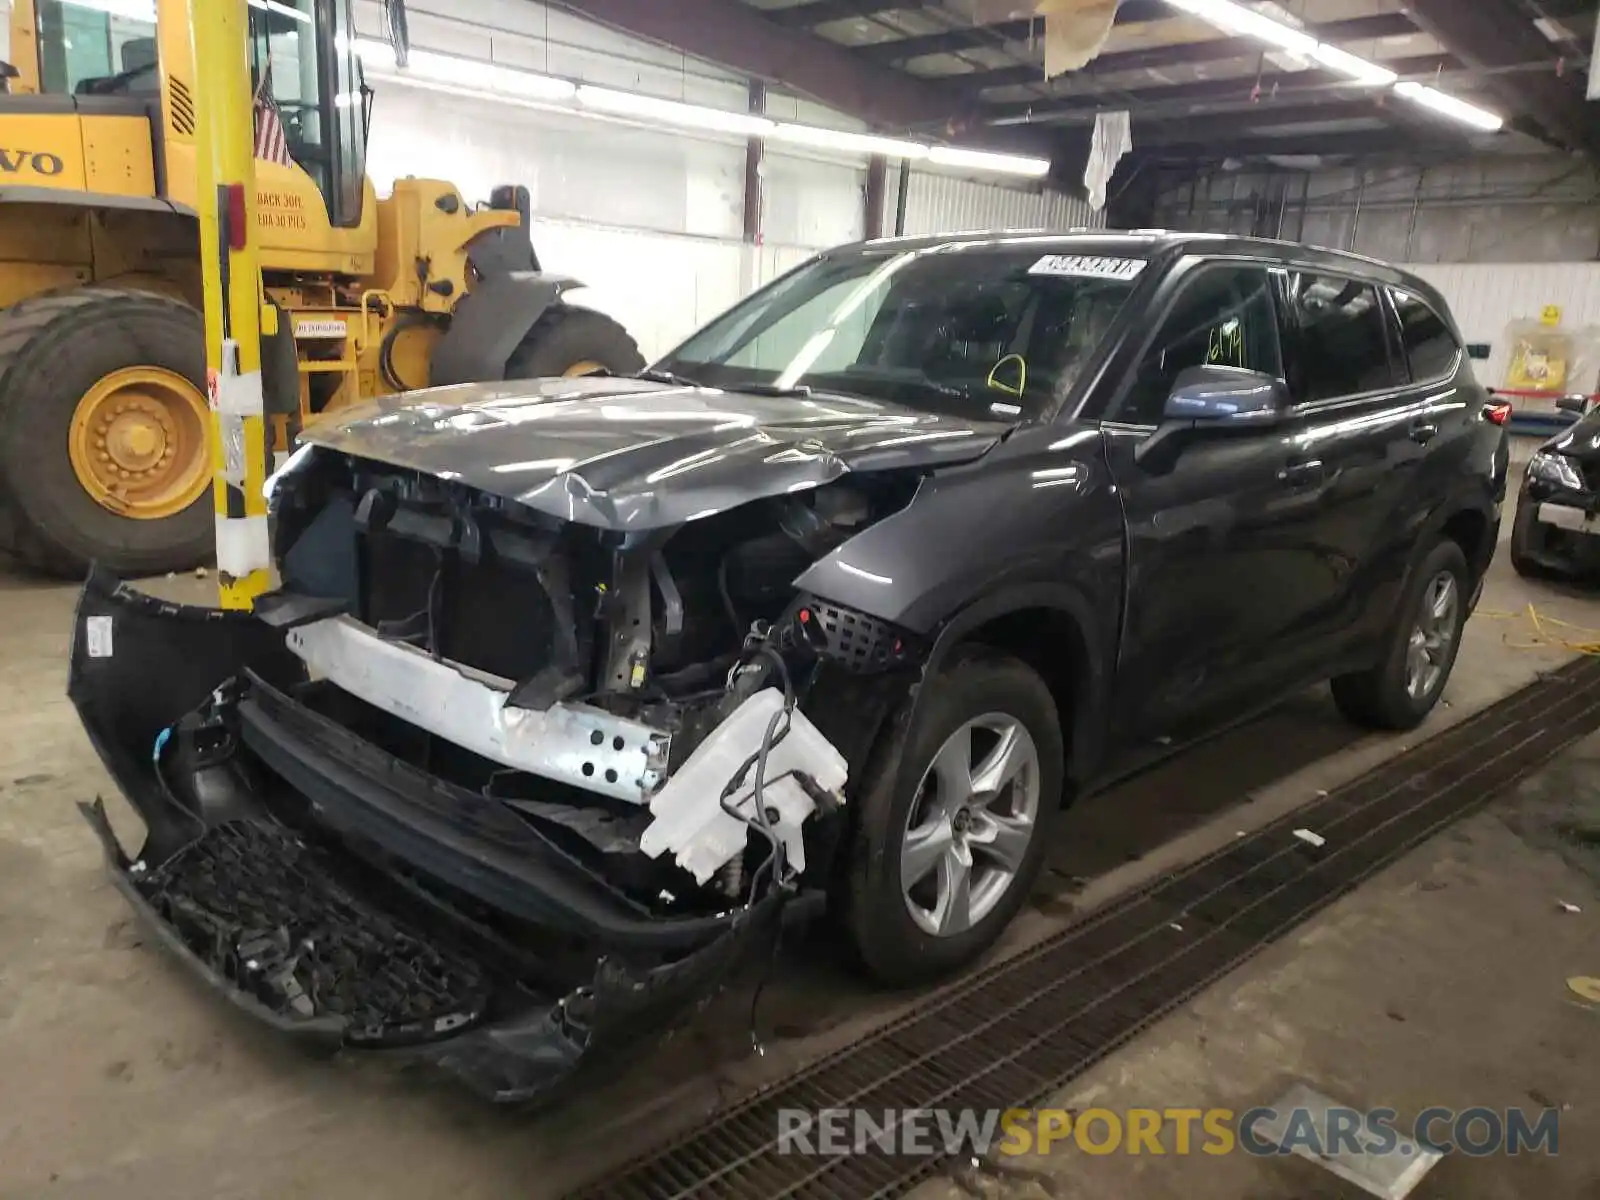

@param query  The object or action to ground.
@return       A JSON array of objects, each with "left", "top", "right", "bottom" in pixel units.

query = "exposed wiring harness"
[
  {"left": 713, "top": 641, "right": 807, "bottom": 1055},
  {"left": 719, "top": 644, "right": 797, "bottom": 908}
]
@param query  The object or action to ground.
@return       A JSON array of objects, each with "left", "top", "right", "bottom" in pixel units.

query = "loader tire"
[
  {"left": 504, "top": 305, "right": 645, "bottom": 380},
  {"left": 0, "top": 288, "right": 213, "bottom": 578}
]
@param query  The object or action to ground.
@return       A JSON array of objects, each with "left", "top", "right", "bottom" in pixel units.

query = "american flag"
[{"left": 253, "top": 78, "right": 292, "bottom": 166}]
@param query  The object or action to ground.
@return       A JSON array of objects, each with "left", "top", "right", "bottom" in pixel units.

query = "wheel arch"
[
  {"left": 911, "top": 583, "right": 1111, "bottom": 797},
  {"left": 428, "top": 273, "right": 584, "bottom": 387}
]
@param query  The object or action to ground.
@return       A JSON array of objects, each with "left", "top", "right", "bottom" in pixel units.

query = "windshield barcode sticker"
[{"left": 1029, "top": 254, "right": 1146, "bottom": 281}]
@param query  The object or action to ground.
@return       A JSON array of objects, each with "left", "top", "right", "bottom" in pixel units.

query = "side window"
[
  {"left": 1390, "top": 288, "right": 1461, "bottom": 382},
  {"left": 1278, "top": 273, "right": 1402, "bottom": 402},
  {"left": 1117, "top": 266, "right": 1282, "bottom": 426}
]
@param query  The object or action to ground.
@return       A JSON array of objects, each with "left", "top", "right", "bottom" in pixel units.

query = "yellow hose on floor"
[{"left": 1477, "top": 604, "right": 1600, "bottom": 656}]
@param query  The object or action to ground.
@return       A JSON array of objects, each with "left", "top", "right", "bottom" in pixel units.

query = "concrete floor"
[{"left": 1, "top": 480, "right": 1598, "bottom": 1199}]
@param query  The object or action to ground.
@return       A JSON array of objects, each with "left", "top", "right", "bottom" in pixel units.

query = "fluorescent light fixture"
[
  {"left": 356, "top": 39, "right": 1049, "bottom": 175},
  {"left": 577, "top": 85, "right": 775, "bottom": 137},
  {"left": 1160, "top": 0, "right": 1503, "bottom": 132},
  {"left": 251, "top": 0, "right": 312, "bottom": 23},
  {"left": 928, "top": 145, "right": 1051, "bottom": 176},
  {"left": 769, "top": 123, "right": 928, "bottom": 159},
  {"left": 357, "top": 40, "right": 575, "bottom": 104},
  {"left": 1308, "top": 42, "right": 1397, "bottom": 86},
  {"left": 355, "top": 38, "right": 398, "bottom": 67},
  {"left": 62, "top": 0, "right": 156, "bottom": 19},
  {"left": 1393, "top": 81, "right": 1504, "bottom": 131},
  {"left": 1162, "top": 0, "right": 1316, "bottom": 55}
]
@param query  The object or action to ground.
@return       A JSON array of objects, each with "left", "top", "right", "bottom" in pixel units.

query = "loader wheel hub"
[{"left": 70, "top": 368, "right": 211, "bottom": 521}]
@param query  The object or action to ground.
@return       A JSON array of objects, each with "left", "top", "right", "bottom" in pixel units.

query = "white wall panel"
[
  {"left": 366, "top": 85, "right": 747, "bottom": 240},
  {"left": 1401, "top": 262, "right": 1600, "bottom": 394},
  {"left": 524, "top": 218, "right": 818, "bottom": 361},
  {"left": 763, "top": 154, "right": 866, "bottom": 248}
]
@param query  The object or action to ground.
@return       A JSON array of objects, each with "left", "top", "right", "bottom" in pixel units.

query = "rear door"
[
  {"left": 1268, "top": 269, "right": 1449, "bottom": 675},
  {"left": 1103, "top": 260, "right": 1332, "bottom": 744}
]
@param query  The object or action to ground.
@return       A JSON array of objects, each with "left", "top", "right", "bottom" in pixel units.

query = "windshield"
[
  {"left": 36, "top": 0, "right": 157, "bottom": 96},
  {"left": 657, "top": 245, "right": 1143, "bottom": 421}
]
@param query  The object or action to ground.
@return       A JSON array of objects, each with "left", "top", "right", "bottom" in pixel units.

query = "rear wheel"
[
  {"left": 1331, "top": 538, "right": 1469, "bottom": 731},
  {"left": 503, "top": 305, "right": 644, "bottom": 380},
  {"left": 0, "top": 289, "right": 213, "bottom": 577}
]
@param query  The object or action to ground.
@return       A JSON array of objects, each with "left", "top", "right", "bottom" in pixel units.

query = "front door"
[{"left": 1102, "top": 261, "right": 1335, "bottom": 745}]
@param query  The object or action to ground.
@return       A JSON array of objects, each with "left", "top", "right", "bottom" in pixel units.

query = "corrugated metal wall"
[
  {"left": 1154, "top": 156, "right": 1600, "bottom": 265},
  {"left": 897, "top": 171, "right": 1106, "bottom": 236},
  {"left": 1402, "top": 262, "right": 1600, "bottom": 396}
]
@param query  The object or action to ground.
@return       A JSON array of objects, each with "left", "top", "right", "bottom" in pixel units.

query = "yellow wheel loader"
[{"left": 0, "top": 0, "right": 644, "bottom": 577}]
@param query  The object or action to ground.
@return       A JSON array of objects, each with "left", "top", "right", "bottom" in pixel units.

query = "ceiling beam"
[
  {"left": 982, "top": 54, "right": 1460, "bottom": 123},
  {"left": 770, "top": 0, "right": 1167, "bottom": 32},
  {"left": 550, "top": 0, "right": 1001, "bottom": 133},
  {"left": 1401, "top": 0, "right": 1600, "bottom": 157},
  {"left": 945, "top": 11, "right": 1419, "bottom": 86},
  {"left": 1136, "top": 128, "right": 1470, "bottom": 161},
  {"left": 1129, "top": 100, "right": 1404, "bottom": 145},
  {"left": 853, "top": 1, "right": 1176, "bottom": 63}
]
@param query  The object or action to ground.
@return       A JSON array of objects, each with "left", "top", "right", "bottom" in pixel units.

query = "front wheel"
[
  {"left": 1331, "top": 538, "right": 1469, "bottom": 731},
  {"left": 842, "top": 648, "right": 1063, "bottom": 986},
  {"left": 0, "top": 289, "right": 213, "bottom": 577}
]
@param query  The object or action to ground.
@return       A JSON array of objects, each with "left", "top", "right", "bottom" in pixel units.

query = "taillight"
[{"left": 1484, "top": 400, "right": 1513, "bottom": 427}]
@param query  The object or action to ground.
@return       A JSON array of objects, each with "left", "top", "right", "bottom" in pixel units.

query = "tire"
[
  {"left": 0, "top": 288, "right": 213, "bottom": 577},
  {"left": 503, "top": 305, "right": 644, "bottom": 380},
  {"left": 842, "top": 648, "right": 1064, "bottom": 986},
  {"left": 1331, "top": 538, "right": 1470, "bottom": 731}
]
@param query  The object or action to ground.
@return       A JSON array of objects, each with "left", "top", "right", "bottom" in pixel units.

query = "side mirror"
[
  {"left": 1556, "top": 394, "right": 1589, "bottom": 416},
  {"left": 1163, "top": 365, "right": 1285, "bottom": 425},
  {"left": 1137, "top": 366, "right": 1286, "bottom": 472}
]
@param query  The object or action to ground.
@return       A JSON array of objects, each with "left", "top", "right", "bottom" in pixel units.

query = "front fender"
[{"left": 429, "top": 272, "right": 582, "bottom": 388}]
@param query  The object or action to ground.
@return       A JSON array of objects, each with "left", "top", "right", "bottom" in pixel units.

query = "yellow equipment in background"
[{"left": 0, "top": 0, "right": 644, "bottom": 577}]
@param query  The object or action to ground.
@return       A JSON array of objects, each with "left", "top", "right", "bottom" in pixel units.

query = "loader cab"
[
  {"left": 244, "top": 0, "right": 368, "bottom": 229},
  {"left": 23, "top": 0, "right": 369, "bottom": 230}
]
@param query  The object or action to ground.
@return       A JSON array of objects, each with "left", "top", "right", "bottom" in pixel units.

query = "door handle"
[
  {"left": 1409, "top": 420, "right": 1440, "bottom": 444},
  {"left": 1278, "top": 458, "right": 1326, "bottom": 486}
]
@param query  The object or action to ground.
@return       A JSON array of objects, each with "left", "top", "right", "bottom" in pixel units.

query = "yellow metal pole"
[{"left": 191, "top": 0, "right": 271, "bottom": 609}]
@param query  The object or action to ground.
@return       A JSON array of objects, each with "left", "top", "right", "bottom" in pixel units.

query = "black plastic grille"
[
  {"left": 573, "top": 655, "right": 1600, "bottom": 1200},
  {"left": 797, "top": 599, "right": 917, "bottom": 674},
  {"left": 140, "top": 819, "right": 492, "bottom": 1043}
]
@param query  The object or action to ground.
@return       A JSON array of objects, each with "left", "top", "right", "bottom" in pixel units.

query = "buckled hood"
[{"left": 297, "top": 376, "right": 1006, "bottom": 528}]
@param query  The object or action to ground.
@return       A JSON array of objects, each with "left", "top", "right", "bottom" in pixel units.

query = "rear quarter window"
[{"left": 1390, "top": 288, "right": 1462, "bottom": 382}]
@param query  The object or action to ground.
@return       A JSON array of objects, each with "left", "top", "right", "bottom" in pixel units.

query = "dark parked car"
[
  {"left": 71, "top": 231, "right": 1509, "bottom": 1102},
  {"left": 1511, "top": 395, "right": 1600, "bottom": 579}
]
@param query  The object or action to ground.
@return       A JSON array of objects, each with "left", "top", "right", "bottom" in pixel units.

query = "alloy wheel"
[
  {"left": 1406, "top": 570, "right": 1460, "bottom": 702},
  {"left": 900, "top": 713, "right": 1041, "bottom": 938}
]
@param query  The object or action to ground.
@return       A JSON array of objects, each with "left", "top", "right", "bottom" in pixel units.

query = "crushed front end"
[{"left": 70, "top": 440, "right": 924, "bottom": 1102}]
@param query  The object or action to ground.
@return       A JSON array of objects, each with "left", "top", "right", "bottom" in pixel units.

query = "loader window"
[
  {"left": 246, "top": 0, "right": 365, "bottom": 228},
  {"left": 36, "top": 0, "right": 157, "bottom": 96}
]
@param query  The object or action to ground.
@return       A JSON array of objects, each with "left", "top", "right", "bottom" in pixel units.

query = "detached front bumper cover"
[{"left": 68, "top": 568, "right": 789, "bottom": 1103}]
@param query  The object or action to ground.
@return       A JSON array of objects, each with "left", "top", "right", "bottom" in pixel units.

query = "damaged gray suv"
[{"left": 71, "top": 231, "right": 1509, "bottom": 1102}]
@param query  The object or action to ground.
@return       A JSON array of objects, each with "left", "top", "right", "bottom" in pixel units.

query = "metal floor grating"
[{"left": 572, "top": 655, "right": 1600, "bottom": 1200}]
